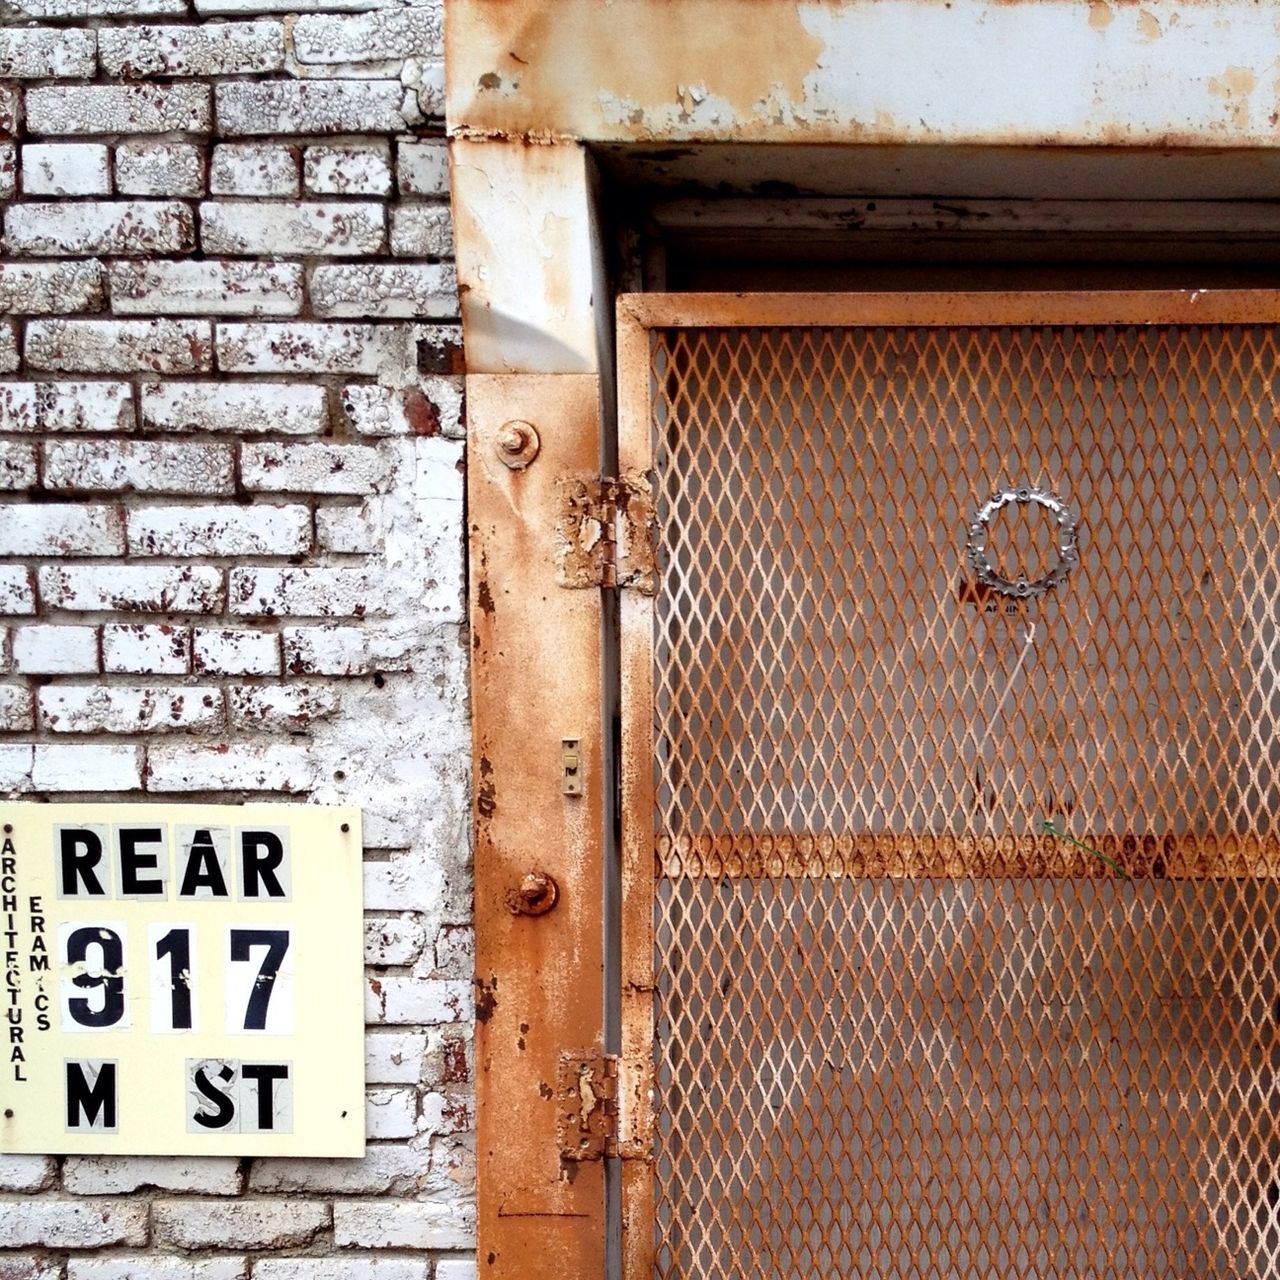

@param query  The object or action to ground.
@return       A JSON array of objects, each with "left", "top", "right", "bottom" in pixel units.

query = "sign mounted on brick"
[{"left": 1, "top": 802, "right": 363, "bottom": 1156}]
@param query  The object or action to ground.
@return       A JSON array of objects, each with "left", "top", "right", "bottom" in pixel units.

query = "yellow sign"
[{"left": 0, "top": 803, "right": 364, "bottom": 1156}]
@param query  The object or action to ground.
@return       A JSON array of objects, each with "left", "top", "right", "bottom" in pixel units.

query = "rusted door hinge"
[
  {"left": 555, "top": 472, "right": 657, "bottom": 594},
  {"left": 556, "top": 1051, "right": 653, "bottom": 1162}
]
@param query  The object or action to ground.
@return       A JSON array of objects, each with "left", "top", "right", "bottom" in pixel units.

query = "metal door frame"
[{"left": 614, "top": 287, "right": 1280, "bottom": 1280}]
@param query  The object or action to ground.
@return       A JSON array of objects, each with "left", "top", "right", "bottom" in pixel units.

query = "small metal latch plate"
[{"left": 561, "top": 738, "right": 582, "bottom": 796}]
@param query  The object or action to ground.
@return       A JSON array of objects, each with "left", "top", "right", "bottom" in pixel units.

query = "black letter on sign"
[
  {"left": 66, "top": 1059, "right": 117, "bottom": 1131},
  {"left": 66, "top": 927, "right": 125, "bottom": 1028},
  {"left": 59, "top": 829, "right": 106, "bottom": 897},
  {"left": 118, "top": 827, "right": 166, "bottom": 897},
  {"left": 180, "top": 829, "right": 229, "bottom": 899},
  {"left": 229, "top": 929, "right": 289, "bottom": 1030},
  {"left": 240, "top": 831, "right": 287, "bottom": 899},
  {"left": 192, "top": 1062, "right": 237, "bottom": 1130},
  {"left": 241, "top": 1062, "right": 289, "bottom": 1130}
]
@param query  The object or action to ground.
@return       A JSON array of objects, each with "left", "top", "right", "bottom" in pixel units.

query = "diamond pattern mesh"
[{"left": 647, "top": 323, "right": 1280, "bottom": 1278}]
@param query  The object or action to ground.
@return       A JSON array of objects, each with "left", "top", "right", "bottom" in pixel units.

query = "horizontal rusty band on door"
[{"left": 655, "top": 832, "right": 1280, "bottom": 879}]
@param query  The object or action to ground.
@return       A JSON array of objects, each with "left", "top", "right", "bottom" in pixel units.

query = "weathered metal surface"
[
  {"left": 555, "top": 472, "right": 658, "bottom": 593},
  {"left": 447, "top": 0, "right": 1280, "bottom": 147},
  {"left": 621, "top": 291, "right": 1280, "bottom": 1279},
  {"left": 449, "top": 140, "right": 603, "bottom": 375},
  {"left": 468, "top": 374, "right": 607, "bottom": 1278}
]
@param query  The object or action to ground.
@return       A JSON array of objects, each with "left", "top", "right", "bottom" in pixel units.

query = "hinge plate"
[
  {"left": 556, "top": 1050, "right": 653, "bottom": 1161},
  {"left": 555, "top": 472, "right": 657, "bottom": 594}
]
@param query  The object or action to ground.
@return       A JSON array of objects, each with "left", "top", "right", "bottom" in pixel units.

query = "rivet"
[{"left": 496, "top": 419, "right": 540, "bottom": 470}]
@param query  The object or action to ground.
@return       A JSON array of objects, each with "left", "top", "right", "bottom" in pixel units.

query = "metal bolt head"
[
  {"left": 509, "top": 869, "right": 559, "bottom": 916},
  {"left": 496, "top": 419, "right": 540, "bottom": 469}
]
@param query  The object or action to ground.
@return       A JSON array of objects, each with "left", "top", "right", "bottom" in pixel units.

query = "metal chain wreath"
[{"left": 965, "top": 485, "right": 1080, "bottom": 598}]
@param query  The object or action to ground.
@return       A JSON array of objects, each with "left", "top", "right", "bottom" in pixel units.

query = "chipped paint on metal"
[{"left": 448, "top": 0, "right": 1280, "bottom": 147}]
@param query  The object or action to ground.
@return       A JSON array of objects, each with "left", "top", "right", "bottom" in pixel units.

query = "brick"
[
  {"left": 21, "top": 143, "right": 110, "bottom": 195},
  {"left": 242, "top": 442, "right": 387, "bottom": 495},
  {"left": 69, "top": 1260, "right": 246, "bottom": 1280},
  {"left": 303, "top": 145, "right": 391, "bottom": 196},
  {"left": 0, "top": 503, "right": 122, "bottom": 556},
  {"left": 209, "top": 143, "right": 297, "bottom": 197},
  {"left": 102, "top": 623, "right": 190, "bottom": 674},
  {"left": 152, "top": 1200, "right": 329, "bottom": 1250},
  {"left": 17, "top": 0, "right": 183, "bottom": 15},
  {"left": 0, "top": 322, "right": 19, "bottom": 374},
  {"left": 0, "top": 28, "right": 96, "bottom": 78},
  {"left": 368, "top": 976, "right": 468, "bottom": 1025},
  {"left": 192, "top": 627, "right": 278, "bottom": 675},
  {"left": 40, "top": 684, "right": 224, "bottom": 734},
  {"left": 216, "top": 81, "right": 405, "bottom": 136},
  {"left": 0, "top": 144, "right": 14, "bottom": 202},
  {"left": 316, "top": 503, "right": 379, "bottom": 553},
  {"left": 364, "top": 913, "right": 425, "bottom": 965},
  {"left": 332, "top": 1200, "right": 473, "bottom": 1251},
  {"left": 110, "top": 261, "right": 302, "bottom": 317},
  {"left": 0, "top": 568, "right": 37, "bottom": 615},
  {"left": 26, "top": 319, "right": 212, "bottom": 374},
  {"left": 0, "top": 86, "right": 19, "bottom": 136},
  {"left": 6, "top": 203, "right": 194, "bottom": 256},
  {"left": 294, "top": 7, "right": 441, "bottom": 62},
  {"left": 196, "top": 0, "right": 380, "bottom": 13},
  {"left": 0, "top": 382, "right": 132, "bottom": 434},
  {"left": 0, "top": 1199, "right": 148, "bottom": 1248},
  {"left": 26, "top": 84, "right": 211, "bottom": 136},
  {"left": 253, "top": 1261, "right": 427, "bottom": 1280},
  {"left": 341, "top": 384, "right": 444, "bottom": 438},
  {"left": 39, "top": 565, "right": 224, "bottom": 612},
  {"left": 63, "top": 1156, "right": 242, "bottom": 1197},
  {"left": 216, "top": 323, "right": 408, "bottom": 375},
  {"left": 0, "top": 1154, "right": 57, "bottom": 1192},
  {"left": 228, "top": 683, "right": 337, "bottom": 732},
  {"left": 282, "top": 623, "right": 418, "bottom": 676},
  {"left": 128, "top": 504, "right": 311, "bottom": 556},
  {"left": 44, "top": 440, "right": 234, "bottom": 494},
  {"left": 433, "top": 923, "right": 473, "bottom": 977},
  {"left": 231, "top": 566, "right": 384, "bottom": 617},
  {"left": 141, "top": 382, "right": 326, "bottom": 435},
  {"left": 397, "top": 142, "right": 448, "bottom": 196},
  {"left": 99, "top": 22, "right": 283, "bottom": 77},
  {"left": 0, "top": 442, "right": 37, "bottom": 489},
  {"left": 435, "top": 1265, "right": 478, "bottom": 1280},
  {"left": 364, "top": 1086, "right": 416, "bottom": 1139},
  {"left": 365, "top": 1030, "right": 426, "bottom": 1084},
  {"left": 0, "top": 1256, "right": 61, "bottom": 1280},
  {"left": 0, "top": 262, "right": 103, "bottom": 315},
  {"left": 201, "top": 201, "right": 384, "bottom": 257},
  {"left": 145, "top": 742, "right": 315, "bottom": 792},
  {"left": 12, "top": 624, "right": 98, "bottom": 674},
  {"left": 390, "top": 204, "right": 452, "bottom": 258},
  {"left": 0, "top": 744, "right": 33, "bottom": 789},
  {"left": 115, "top": 142, "right": 204, "bottom": 198},
  {"left": 406, "top": 58, "right": 444, "bottom": 120},
  {"left": 33, "top": 744, "right": 142, "bottom": 790},
  {"left": 311, "top": 262, "right": 456, "bottom": 319}
]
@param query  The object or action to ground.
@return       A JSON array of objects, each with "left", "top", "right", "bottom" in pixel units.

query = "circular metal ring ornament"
[{"left": 965, "top": 486, "right": 1079, "bottom": 599}]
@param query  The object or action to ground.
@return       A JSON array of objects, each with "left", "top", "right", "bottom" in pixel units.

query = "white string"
[{"left": 975, "top": 620, "right": 1036, "bottom": 758}]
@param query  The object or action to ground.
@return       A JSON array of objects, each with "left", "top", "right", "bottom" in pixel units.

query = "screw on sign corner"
[{"left": 508, "top": 870, "right": 558, "bottom": 917}]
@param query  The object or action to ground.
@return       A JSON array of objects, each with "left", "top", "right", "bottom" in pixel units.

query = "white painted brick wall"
[{"left": 0, "top": 4, "right": 473, "bottom": 1271}]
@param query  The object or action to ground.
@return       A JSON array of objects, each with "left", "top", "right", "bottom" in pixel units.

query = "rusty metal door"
[{"left": 616, "top": 292, "right": 1280, "bottom": 1280}]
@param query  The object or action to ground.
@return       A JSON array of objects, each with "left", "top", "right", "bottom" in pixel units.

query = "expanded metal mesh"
[{"left": 647, "top": 323, "right": 1280, "bottom": 1278}]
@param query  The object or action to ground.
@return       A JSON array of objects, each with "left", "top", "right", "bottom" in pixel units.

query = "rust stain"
[
  {"left": 403, "top": 387, "right": 441, "bottom": 436},
  {"left": 1208, "top": 65, "right": 1258, "bottom": 130},
  {"left": 1087, "top": 0, "right": 1113, "bottom": 30},
  {"left": 452, "top": 0, "right": 825, "bottom": 136},
  {"left": 1136, "top": 8, "right": 1161, "bottom": 40}
]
